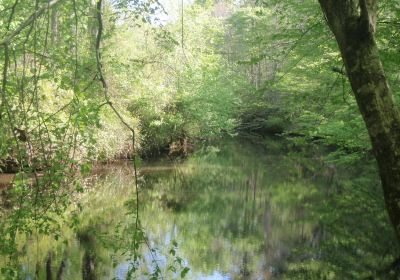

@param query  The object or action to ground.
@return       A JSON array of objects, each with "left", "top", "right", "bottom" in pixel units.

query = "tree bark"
[
  {"left": 51, "top": 5, "right": 59, "bottom": 44},
  {"left": 318, "top": 0, "right": 400, "bottom": 239}
]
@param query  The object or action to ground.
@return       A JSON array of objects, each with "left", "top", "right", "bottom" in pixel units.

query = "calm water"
[{"left": 1, "top": 137, "right": 398, "bottom": 279}]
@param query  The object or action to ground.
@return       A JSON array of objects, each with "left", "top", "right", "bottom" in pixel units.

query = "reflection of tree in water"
[
  {"left": 82, "top": 249, "right": 97, "bottom": 280},
  {"left": 157, "top": 138, "right": 394, "bottom": 279},
  {"left": 238, "top": 169, "right": 258, "bottom": 280},
  {"left": 56, "top": 250, "right": 68, "bottom": 280},
  {"left": 154, "top": 140, "right": 317, "bottom": 279},
  {"left": 79, "top": 228, "right": 99, "bottom": 280},
  {"left": 5, "top": 138, "right": 398, "bottom": 279},
  {"left": 42, "top": 249, "right": 68, "bottom": 280},
  {"left": 25, "top": 246, "right": 70, "bottom": 280}
]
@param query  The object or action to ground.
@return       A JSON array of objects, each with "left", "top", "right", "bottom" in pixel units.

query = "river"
[{"left": 0, "top": 137, "right": 398, "bottom": 279}]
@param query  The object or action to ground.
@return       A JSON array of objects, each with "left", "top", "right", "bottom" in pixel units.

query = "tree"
[{"left": 318, "top": 0, "right": 400, "bottom": 239}]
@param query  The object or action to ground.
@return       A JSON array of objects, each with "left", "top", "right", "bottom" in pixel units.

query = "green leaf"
[{"left": 180, "top": 267, "right": 190, "bottom": 278}]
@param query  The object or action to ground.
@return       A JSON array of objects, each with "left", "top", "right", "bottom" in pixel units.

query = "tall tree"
[{"left": 318, "top": 0, "right": 400, "bottom": 239}]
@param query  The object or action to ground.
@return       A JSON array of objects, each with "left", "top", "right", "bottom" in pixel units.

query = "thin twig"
[
  {"left": 0, "top": 0, "right": 65, "bottom": 46},
  {"left": 95, "top": 0, "right": 139, "bottom": 224},
  {"left": 95, "top": 1, "right": 163, "bottom": 277}
]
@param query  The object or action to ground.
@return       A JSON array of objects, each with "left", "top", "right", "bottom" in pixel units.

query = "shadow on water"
[{"left": 0, "top": 137, "right": 399, "bottom": 279}]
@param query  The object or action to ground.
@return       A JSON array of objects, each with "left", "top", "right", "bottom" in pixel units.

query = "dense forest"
[{"left": 0, "top": 0, "right": 400, "bottom": 279}]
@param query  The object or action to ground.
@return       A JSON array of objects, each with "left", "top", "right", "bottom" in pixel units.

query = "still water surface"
[{"left": 4, "top": 137, "right": 397, "bottom": 279}]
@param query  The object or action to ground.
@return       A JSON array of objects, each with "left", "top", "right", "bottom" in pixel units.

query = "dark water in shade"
[{"left": 1, "top": 137, "right": 398, "bottom": 279}]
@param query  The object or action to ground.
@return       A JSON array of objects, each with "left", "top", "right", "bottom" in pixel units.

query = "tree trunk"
[
  {"left": 318, "top": 0, "right": 400, "bottom": 239},
  {"left": 88, "top": 0, "right": 98, "bottom": 48},
  {"left": 51, "top": 6, "right": 59, "bottom": 44}
]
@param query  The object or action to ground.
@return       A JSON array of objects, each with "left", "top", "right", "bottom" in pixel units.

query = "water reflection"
[{"left": 0, "top": 137, "right": 398, "bottom": 279}]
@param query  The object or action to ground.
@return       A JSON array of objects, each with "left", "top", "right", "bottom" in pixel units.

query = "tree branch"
[{"left": 0, "top": 0, "right": 64, "bottom": 46}]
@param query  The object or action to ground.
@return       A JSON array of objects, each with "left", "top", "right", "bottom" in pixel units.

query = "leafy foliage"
[{"left": 0, "top": 0, "right": 400, "bottom": 278}]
